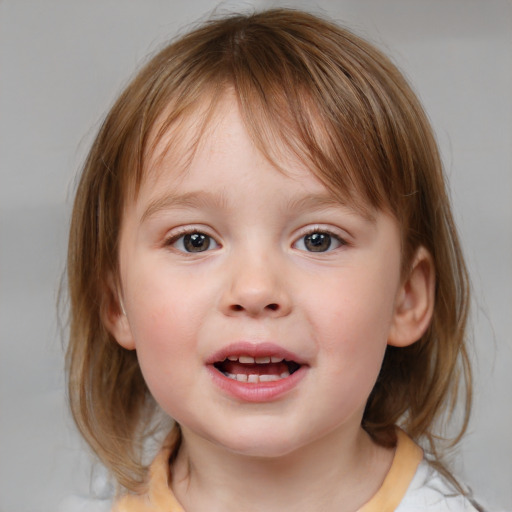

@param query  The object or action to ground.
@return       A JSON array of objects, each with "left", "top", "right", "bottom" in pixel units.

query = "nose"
[{"left": 219, "top": 253, "right": 292, "bottom": 318}]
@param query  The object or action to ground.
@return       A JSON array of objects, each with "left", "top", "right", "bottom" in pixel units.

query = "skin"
[{"left": 107, "top": 95, "right": 435, "bottom": 512}]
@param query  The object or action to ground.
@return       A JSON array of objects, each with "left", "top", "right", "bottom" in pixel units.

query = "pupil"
[
  {"left": 184, "top": 233, "right": 210, "bottom": 252},
  {"left": 305, "top": 233, "right": 331, "bottom": 252}
]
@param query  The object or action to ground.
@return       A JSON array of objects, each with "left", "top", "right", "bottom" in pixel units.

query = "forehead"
[
  {"left": 139, "top": 96, "right": 326, "bottom": 203},
  {"left": 136, "top": 92, "right": 375, "bottom": 220}
]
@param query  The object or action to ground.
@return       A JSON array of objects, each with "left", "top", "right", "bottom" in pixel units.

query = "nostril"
[{"left": 227, "top": 303, "right": 280, "bottom": 314}]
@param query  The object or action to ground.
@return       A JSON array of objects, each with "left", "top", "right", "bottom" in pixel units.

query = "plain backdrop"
[{"left": 1, "top": 1, "right": 511, "bottom": 511}]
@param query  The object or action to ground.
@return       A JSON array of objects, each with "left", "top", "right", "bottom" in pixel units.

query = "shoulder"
[{"left": 396, "top": 460, "right": 485, "bottom": 512}]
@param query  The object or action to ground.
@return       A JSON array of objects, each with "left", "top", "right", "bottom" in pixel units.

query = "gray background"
[{"left": 1, "top": 1, "right": 511, "bottom": 511}]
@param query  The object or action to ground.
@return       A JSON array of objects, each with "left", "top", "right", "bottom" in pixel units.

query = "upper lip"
[{"left": 205, "top": 341, "right": 307, "bottom": 365}]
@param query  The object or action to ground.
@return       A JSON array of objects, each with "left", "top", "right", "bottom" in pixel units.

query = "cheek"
[
  {"left": 127, "top": 261, "right": 207, "bottom": 336},
  {"left": 315, "top": 275, "right": 397, "bottom": 344},
  {"left": 124, "top": 270, "right": 206, "bottom": 382},
  {"left": 127, "top": 286, "right": 200, "bottom": 418},
  {"left": 305, "top": 264, "right": 399, "bottom": 384}
]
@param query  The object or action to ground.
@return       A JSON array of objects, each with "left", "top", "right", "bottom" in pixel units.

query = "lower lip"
[{"left": 207, "top": 366, "right": 307, "bottom": 403}]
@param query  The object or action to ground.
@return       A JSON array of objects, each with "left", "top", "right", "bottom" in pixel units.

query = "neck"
[{"left": 171, "top": 426, "right": 394, "bottom": 512}]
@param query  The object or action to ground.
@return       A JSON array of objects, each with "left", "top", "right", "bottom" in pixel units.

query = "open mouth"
[{"left": 214, "top": 355, "right": 302, "bottom": 383}]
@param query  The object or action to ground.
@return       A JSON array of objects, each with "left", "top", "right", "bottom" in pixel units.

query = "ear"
[
  {"left": 101, "top": 274, "right": 136, "bottom": 350},
  {"left": 388, "top": 246, "right": 435, "bottom": 347}
]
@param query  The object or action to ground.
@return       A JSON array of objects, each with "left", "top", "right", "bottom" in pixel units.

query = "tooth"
[
  {"left": 236, "top": 374, "right": 248, "bottom": 382},
  {"left": 255, "top": 356, "right": 271, "bottom": 364},
  {"left": 227, "top": 356, "right": 238, "bottom": 361},
  {"left": 259, "top": 374, "right": 279, "bottom": 382},
  {"left": 247, "top": 374, "right": 259, "bottom": 383},
  {"left": 280, "top": 371, "right": 290, "bottom": 379},
  {"left": 239, "top": 356, "right": 255, "bottom": 364},
  {"left": 226, "top": 373, "right": 237, "bottom": 380},
  {"left": 271, "top": 356, "right": 283, "bottom": 363}
]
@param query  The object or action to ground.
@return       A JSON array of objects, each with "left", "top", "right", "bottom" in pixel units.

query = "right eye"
[{"left": 168, "top": 231, "right": 219, "bottom": 253}]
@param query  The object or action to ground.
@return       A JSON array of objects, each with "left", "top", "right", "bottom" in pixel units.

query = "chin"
[{"left": 212, "top": 427, "right": 308, "bottom": 459}]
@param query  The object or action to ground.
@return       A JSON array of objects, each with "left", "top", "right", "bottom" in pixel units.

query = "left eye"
[
  {"left": 170, "top": 232, "right": 219, "bottom": 253},
  {"left": 294, "top": 231, "right": 343, "bottom": 253}
]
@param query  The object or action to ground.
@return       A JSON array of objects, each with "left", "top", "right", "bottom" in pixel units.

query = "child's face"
[{"left": 111, "top": 95, "right": 407, "bottom": 458}]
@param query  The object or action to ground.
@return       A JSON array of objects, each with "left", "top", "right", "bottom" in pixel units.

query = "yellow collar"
[{"left": 114, "top": 428, "right": 423, "bottom": 512}]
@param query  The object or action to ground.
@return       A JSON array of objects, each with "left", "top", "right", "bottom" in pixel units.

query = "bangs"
[
  {"left": 127, "top": 10, "right": 427, "bottom": 221},
  {"left": 224, "top": 17, "right": 425, "bottom": 222}
]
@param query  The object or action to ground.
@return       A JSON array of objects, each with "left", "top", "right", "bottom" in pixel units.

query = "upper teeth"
[{"left": 227, "top": 355, "right": 284, "bottom": 363}]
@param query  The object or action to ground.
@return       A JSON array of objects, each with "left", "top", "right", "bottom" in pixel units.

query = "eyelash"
[
  {"left": 164, "top": 226, "right": 347, "bottom": 255},
  {"left": 164, "top": 228, "right": 220, "bottom": 254},
  {"left": 293, "top": 227, "right": 347, "bottom": 253}
]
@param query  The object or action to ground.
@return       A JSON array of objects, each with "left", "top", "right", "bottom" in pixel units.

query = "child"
[{"left": 66, "top": 8, "right": 484, "bottom": 512}]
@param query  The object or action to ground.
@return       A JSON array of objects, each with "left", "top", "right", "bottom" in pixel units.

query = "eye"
[
  {"left": 294, "top": 231, "right": 344, "bottom": 253},
  {"left": 168, "top": 231, "right": 219, "bottom": 253}
]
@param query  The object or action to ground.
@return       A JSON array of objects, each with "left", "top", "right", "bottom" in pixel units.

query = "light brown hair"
[{"left": 66, "top": 8, "right": 471, "bottom": 491}]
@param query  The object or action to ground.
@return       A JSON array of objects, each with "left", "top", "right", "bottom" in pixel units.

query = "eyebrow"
[
  {"left": 140, "top": 190, "right": 374, "bottom": 223},
  {"left": 286, "top": 193, "right": 375, "bottom": 221},
  {"left": 140, "top": 190, "right": 230, "bottom": 223}
]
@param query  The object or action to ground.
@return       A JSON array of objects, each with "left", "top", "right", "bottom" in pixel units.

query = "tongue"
[{"left": 221, "top": 361, "right": 290, "bottom": 376}]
